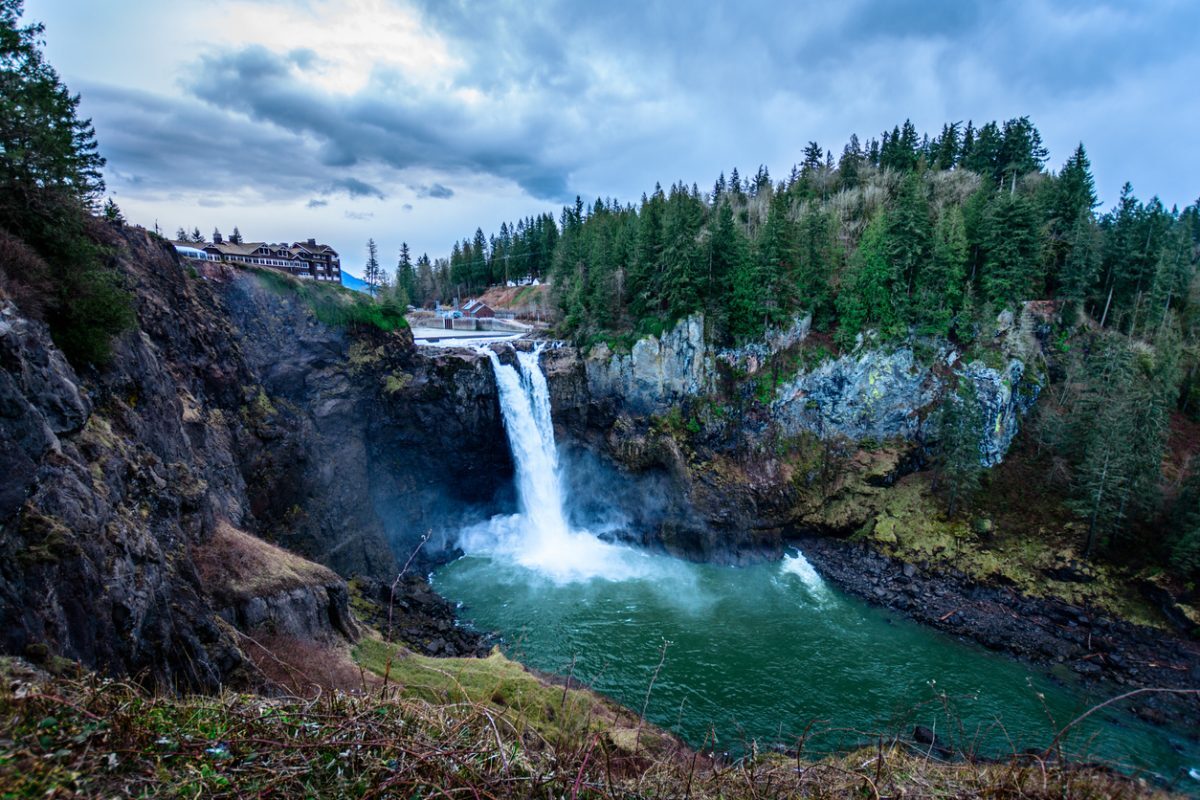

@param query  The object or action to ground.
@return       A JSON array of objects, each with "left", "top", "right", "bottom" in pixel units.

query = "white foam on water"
[{"left": 780, "top": 551, "right": 829, "bottom": 601}]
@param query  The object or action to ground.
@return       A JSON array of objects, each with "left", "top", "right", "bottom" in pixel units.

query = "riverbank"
[
  {"left": 0, "top": 656, "right": 1175, "bottom": 799},
  {"left": 799, "top": 535, "right": 1200, "bottom": 732}
]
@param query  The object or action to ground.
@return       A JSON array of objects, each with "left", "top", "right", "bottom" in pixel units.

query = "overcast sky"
[{"left": 28, "top": 0, "right": 1200, "bottom": 278}]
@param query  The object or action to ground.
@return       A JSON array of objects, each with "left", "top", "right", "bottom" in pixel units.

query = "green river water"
[
  {"left": 444, "top": 345, "right": 1199, "bottom": 791},
  {"left": 434, "top": 546, "right": 1199, "bottom": 789}
]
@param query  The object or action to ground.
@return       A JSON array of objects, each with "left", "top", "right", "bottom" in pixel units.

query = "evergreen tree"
[
  {"left": 836, "top": 214, "right": 898, "bottom": 344},
  {"left": 934, "top": 380, "right": 985, "bottom": 517},
  {"left": 230, "top": 226, "right": 243, "bottom": 244},
  {"left": 794, "top": 203, "right": 837, "bottom": 325},
  {"left": 980, "top": 190, "right": 1041, "bottom": 308},
  {"left": 997, "top": 116, "right": 1048, "bottom": 187},
  {"left": 629, "top": 186, "right": 665, "bottom": 319},
  {"left": 660, "top": 183, "right": 706, "bottom": 320},
  {"left": 0, "top": 0, "right": 105, "bottom": 213},
  {"left": 394, "top": 241, "right": 415, "bottom": 307},
  {"left": 102, "top": 197, "right": 123, "bottom": 224},
  {"left": 885, "top": 173, "right": 932, "bottom": 307},
  {"left": 1067, "top": 334, "right": 1175, "bottom": 557},
  {"left": 707, "top": 200, "right": 750, "bottom": 339},
  {"left": 470, "top": 227, "right": 489, "bottom": 291},
  {"left": 1051, "top": 144, "right": 1098, "bottom": 225},
  {"left": 838, "top": 134, "right": 863, "bottom": 189},
  {"left": 0, "top": 1, "right": 133, "bottom": 365},
  {"left": 755, "top": 191, "right": 798, "bottom": 326},
  {"left": 190, "top": 227, "right": 204, "bottom": 243},
  {"left": 1059, "top": 210, "right": 1101, "bottom": 322},
  {"left": 915, "top": 206, "right": 967, "bottom": 334},
  {"left": 363, "top": 238, "right": 381, "bottom": 296}
]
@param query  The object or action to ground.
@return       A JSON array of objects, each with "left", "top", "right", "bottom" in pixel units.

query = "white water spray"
[
  {"left": 780, "top": 550, "right": 829, "bottom": 602},
  {"left": 459, "top": 345, "right": 653, "bottom": 583}
]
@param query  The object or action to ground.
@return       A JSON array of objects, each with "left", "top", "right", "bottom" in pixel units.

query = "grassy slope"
[{"left": 0, "top": 655, "right": 1172, "bottom": 799}]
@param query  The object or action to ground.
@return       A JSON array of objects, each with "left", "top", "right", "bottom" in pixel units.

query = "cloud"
[
  {"left": 414, "top": 182, "right": 454, "bottom": 199},
  {"left": 186, "top": 42, "right": 574, "bottom": 200},
  {"left": 344, "top": 210, "right": 374, "bottom": 220},
  {"left": 65, "top": 0, "right": 1200, "bottom": 230},
  {"left": 306, "top": 198, "right": 329, "bottom": 209},
  {"left": 329, "top": 177, "right": 386, "bottom": 199},
  {"left": 402, "top": 203, "right": 414, "bottom": 212}
]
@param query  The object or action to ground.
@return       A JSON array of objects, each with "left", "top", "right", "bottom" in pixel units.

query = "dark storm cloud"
[
  {"left": 77, "top": 0, "right": 1200, "bottom": 213},
  {"left": 186, "top": 45, "right": 571, "bottom": 200},
  {"left": 79, "top": 83, "right": 319, "bottom": 197},
  {"left": 414, "top": 183, "right": 454, "bottom": 199},
  {"left": 329, "top": 177, "right": 386, "bottom": 200}
]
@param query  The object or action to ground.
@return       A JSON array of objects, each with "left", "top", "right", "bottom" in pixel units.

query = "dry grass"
[
  {"left": 193, "top": 522, "right": 337, "bottom": 604},
  {"left": 0, "top": 655, "right": 1177, "bottom": 799}
]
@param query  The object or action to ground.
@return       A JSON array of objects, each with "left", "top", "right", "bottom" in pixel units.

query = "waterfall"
[
  {"left": 481, "top": 346, "right": 571, "bottom": 548},
  {"left": 461, "top": 344, "right": 652, "bottom": 583}
]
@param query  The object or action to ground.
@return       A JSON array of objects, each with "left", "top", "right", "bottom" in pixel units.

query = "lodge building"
[{"left": 171, "top": 234, "right": 341, "bottom": 282}]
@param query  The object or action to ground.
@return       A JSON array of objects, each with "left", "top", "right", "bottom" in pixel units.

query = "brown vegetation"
[{"left": 0, "top": 656, "right": 1175, "bottom": 799}]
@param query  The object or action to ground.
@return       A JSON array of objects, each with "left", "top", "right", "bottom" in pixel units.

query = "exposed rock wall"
[
  {"left": 0, "top": 226, "right": 483, "bottom": 689},
  {"left": 583, "top": 315, "right": 812, "bottom": 415},
  {"left": 538, "top": 315, "right": 1044, "bottom": 561},
  {"left": 579, "top": 313, "right": 1039, "bottom": 465},
  {"left": 772, "top": 348, "right": 936, "bottom": 443},
  {"left": 585, "top": 316, "right": 711, "bottom": 413}
]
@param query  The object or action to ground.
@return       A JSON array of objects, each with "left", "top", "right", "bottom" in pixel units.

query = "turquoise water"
[{"left": 433, "top": 547, "right": 1200, "bottom": 787}]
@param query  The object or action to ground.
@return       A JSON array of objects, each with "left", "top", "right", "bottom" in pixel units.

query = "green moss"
[
  {"left": 16, "top": 507, "right": 74, "bottom": 565},
  {"left": 352, "top": 638, "right": 648, "bottom": 750},
  {"left": 856, "top": 474, "right": 1169, "bottom": 628},
  {"left": 251, "top": 267, "right": 408, "bottom": 333},
  {"left": 382, "top": 371, "right": 412, "bottom": 394}
]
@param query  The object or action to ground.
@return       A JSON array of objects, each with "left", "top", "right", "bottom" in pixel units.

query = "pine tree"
[
  {"left": 997, "top": 116, "right": 1048, "bottom": 186},
  {"left": 915, "top": 206, "right": 967, "bottom": 334},
  {"left": 885, "top": 173, "right": 931, "bottom": 308},
  {"left": 836, "top": 214, "right": 897, "bottom": 345},
  {"left": 1059, "top": 210, "right": 1101, "bottom": 322},
  {"left": 707, "top": 200, "right": 750, "bottom": 339},
  {"left": 838, "top": 135, "right": 863, "bottom": 189},
  {"left": 1052, "top": 144, "right": 1097, "bottom": 225},
  {"left": 660, "top": 183, "right": 706, "bottom": 320},
  {"left": 230, "top": 226, "right": 243, "bottom": 244},
  {"left": 0, "top": 0, "right": 105, "bottom": 215},
  {"left": 394, "top": 241, "right": 415, "bottom": 307},
  {"left": 415, "top": 253, "right": 434, "bottom": 306},
  {"left": 102, "top": 197, "right": 123, "bottom": 224},
  {"left": 980, "top": 191, "right": 1041, "bottom": 308},
  {"left": 794, "top": 203, "right": 837, "bottom": 325},
  {"left": 935, "top": 380, "right": 984, "bottom": 517},
  {"left": 470, "top": 227, "right": 489, "bottom": 291},
  {"left": 363, "top": 238, "right": 381, "bottom": 296},
  {"left": 755, "top": 191, "right": 798, "bottom": 326},
  {"left": 190, "top": 227, "right": 204, "bottom": 243},
  {"left": 0, "top": 1, "right": 133, "bottom": 365}
]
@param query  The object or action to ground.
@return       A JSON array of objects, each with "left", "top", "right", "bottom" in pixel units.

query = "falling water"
[{"left": 461, "top": 345, "right": 654, "bottom": 582}]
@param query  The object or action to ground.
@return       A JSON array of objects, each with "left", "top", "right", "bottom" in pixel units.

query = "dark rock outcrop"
[{"left": 0, "top": 227, "right": 496, "bottom": 689}]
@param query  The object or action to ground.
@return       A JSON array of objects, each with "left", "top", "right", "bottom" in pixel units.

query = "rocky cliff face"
[
  {"left": 0, "top": 227, "right": 508, "bottom": 690},
  {"left": 0, "top": 222, "right": 1050, "bottom": 685},
  {"left": 538, "top": 315, "right": 1043, "bottom": 561}
]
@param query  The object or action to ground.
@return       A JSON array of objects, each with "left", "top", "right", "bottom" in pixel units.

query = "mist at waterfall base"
[{"left": 435, "top": 347, "right": 1199, "bottom": 784}]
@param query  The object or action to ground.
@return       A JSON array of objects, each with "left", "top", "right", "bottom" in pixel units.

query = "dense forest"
[{"left": 401, "top": 117, "right": 1200, "bottom": 580}]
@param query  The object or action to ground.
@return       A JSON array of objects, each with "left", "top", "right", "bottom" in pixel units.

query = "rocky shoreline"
[{"left": 798, "top": 535, "right": 1200, "bottom": 733}]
